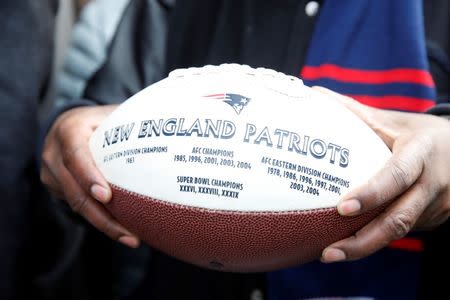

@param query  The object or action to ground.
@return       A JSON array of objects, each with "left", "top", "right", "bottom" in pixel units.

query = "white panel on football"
[{"left": 89, "top": 64, "right": 391, "bottom": 211}]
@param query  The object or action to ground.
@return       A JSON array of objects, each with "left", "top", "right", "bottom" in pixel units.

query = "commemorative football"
[{"left": 89, "top": 64, "right": 391, "bottom": 272}]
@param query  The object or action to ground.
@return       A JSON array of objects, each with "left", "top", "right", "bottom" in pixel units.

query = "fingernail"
[
  {"left": 118, "top": 236, "right": 140, "bottom": 248},
  {"left": 321, "top": 248, "right": 346, "bottom": 263},
  {"left": 90, "top": 184, "right": 110, "bottom": 203},
  {"left": 338, "top": 199, "right": 361, "bottom": 216}
]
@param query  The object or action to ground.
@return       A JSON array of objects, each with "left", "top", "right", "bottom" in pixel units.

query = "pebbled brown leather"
[{"left": 107, "top": 184, "right": 381, "bottom": 273}]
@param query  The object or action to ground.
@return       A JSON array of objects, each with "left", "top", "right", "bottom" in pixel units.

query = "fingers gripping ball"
[{"left": 88, "top": 64, "right": 391, "bottom": 272}]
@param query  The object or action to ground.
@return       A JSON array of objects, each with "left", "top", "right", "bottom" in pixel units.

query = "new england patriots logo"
[{"left": 204, "top": 93, "right": 251, "bottom": 115}]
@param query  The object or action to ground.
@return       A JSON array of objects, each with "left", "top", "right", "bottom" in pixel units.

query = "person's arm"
[
  {"left": 41, "top": 104, "right": 140, "bottom": 248},
  {"left": 315, "top": 87, "right": 450, "bottom": 263},
  {"left": 40, "top": 0, "right": 140, "bottom": 248}
]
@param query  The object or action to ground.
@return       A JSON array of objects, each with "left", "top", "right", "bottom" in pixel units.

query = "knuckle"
[
  {"left": 62, "top": 146, "right": 97, "bottom": 190},
  {"left": 55, "top": 123, "right": 72, "bottom": 144},
  {"left": 41, "top": 149, "right": 54, "bottom": 169},
  {"left": 56, "top": 121, "right": 87, "bottom": 158},
  {"left": 62, "top": 145, "right": 82, "bottom": 168},
  {"left": 40, "top": 169, "right": 51, "bottom": 186},
  {"left": 366, "top": 177, "right": 387, "bottom": 204},
  {"left": 70, "top": 194, "right": 90, "bottom": 215},
  {"left": 56, "top": 115, "right": 77, "bottom": 137},
  {"left": 101, "top": 219, "right": 120, "bottom": 240},
  {"left": 41, "top": 148, "right": 50, "bottom": 163},
  {"left": 390, "top": 159, "right": 412, "bottom": 191},
  {"left": 385, "top": 212, "right": 414, "bottom": 240}
]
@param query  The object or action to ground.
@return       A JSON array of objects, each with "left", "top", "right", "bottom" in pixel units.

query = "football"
[{"left": 89, "top": 64, "right": 391, "bottom": 272}]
